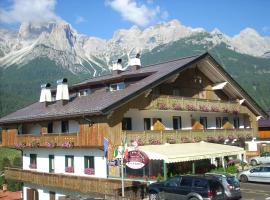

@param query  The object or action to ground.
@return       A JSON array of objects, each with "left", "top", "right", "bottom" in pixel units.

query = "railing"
[
  {"left": 126, "top": 129, "right": 254, "bottom": 145},
  {"left": 1, "top": 131, "right": 102, "bottom": 148},
  {"left": 148, "top": 95, "right": 241, "bottom": 113},
  {"left": 4, "top": 168, "right": 146, "bottom": 197}
]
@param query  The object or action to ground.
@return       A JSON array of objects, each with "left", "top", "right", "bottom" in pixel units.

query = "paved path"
[{"left": 241, "top": 182, "right": 270, "bottom": 200}]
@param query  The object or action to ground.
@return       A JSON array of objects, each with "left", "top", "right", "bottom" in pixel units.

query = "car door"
[
  {"left": 262, "top": 152, "right": 270, "bottom": 164},
  {"left": 258, "top": 167, "right": 270, "bottom": 183},
  {"left": 177, "top": 177, "right": 193, "bottom": 200},
  {"left": 248, "top": 167, "right": 263, "bottom": 182},
  {"left": 162, "top": 177, "right": 181, "bottom": 199}
]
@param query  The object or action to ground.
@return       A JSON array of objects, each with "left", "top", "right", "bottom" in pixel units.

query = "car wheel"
[
  {"left": 250, "top": 160, "right": 257, "bottom": 166},
  {"left": 240, "top": 175, "right": 248, "bottom": 183},
  {"left": 149, "top": 193, "right": 159, "bottom": 200}
]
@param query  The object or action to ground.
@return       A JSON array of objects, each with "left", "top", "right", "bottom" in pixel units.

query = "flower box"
[
  {"left": 15, "top": 143, "right": 26, "bottom": 149},
  {"left": 62, "top": 141, "right": 74, "bottom": 148},
  {"left": 65, "top": 166, "right": 74, "bottom": 173},
  {"left": 84, "top": 168, "right": 95, "bottom": 175},
  {"left": 159, "top": 103, "right": 169, "bottom": 110},
  {"left": 45, "top": 141, "right": 56, "bottom": 148}
]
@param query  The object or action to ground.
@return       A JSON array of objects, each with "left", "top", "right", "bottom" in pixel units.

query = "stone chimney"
[
  {"left": 112, "top": 59, "right": 123, "bottom": 75},
  {"left": 56, "top": 78, "right": 69, "bottom": 102},
  {"left": 129, "top": 53, "right": 141, "bottom": 71},
  {"left": 39, "top": 83, "right": 52, "bottom": 104}
]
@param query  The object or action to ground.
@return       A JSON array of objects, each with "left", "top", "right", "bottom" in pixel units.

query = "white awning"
[{"left": 137, "top": 142, "right": 245, "bottom": 163}]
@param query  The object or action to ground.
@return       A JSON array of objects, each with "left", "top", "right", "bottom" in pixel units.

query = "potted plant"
[{"left": 84, "top": 168, "right": 95, "bottom": 175}]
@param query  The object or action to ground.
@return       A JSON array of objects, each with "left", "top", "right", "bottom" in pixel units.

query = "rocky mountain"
[{"left": 0, "top": 19, "right": 270, "bottom": 116}]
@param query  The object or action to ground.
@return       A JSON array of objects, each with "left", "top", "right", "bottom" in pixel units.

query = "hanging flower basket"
[
  {"left": 15, "top": 143, "right": 26, "bottom": 149},
  {"left": 45, "top": 141, "right": 56, "bottom": 148}
]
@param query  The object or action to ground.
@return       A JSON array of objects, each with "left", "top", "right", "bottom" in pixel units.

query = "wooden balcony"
[
  {"left": 148, "top": 95, "right": 242, "bottom": 113},
  {"left": 126, "top": 128, "right": 254, "bottom": 145},
  {"left": 4, "top": 168, "right": 146, "bottom": 197},
  {"left": 1, "top": 131, "right": 102, "bottom": 148}
]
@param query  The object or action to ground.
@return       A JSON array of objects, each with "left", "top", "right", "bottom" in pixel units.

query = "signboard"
[{"left": 125, "top": 150, "right": 149, "bottom": 169}]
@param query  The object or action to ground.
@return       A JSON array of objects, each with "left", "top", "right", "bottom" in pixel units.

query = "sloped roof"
[
  {"left": 0, "top": 52, "right": 267, "bottom": 124},
  {"left": 259, "top": 111, "right": 270, "bottom": 127}
]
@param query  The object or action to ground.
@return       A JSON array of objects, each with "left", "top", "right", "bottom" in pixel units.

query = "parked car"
[
  {"left": 237, "top": 165, "right": 270, "bottom": 183},
  {"left": 205, "top": 173, "right": 242, "bottom": 200},
  {"left": 148, "top": 175, "right": 225, "bottom": 200},
  {"left": 249, "top": 152, "right": 270, "bottom": 166}
]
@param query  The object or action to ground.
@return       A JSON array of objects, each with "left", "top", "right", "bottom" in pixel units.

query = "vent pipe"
[
  {"left": 129, "top": 53, "right": 141, "bottom": 70},
  {"left": 56, "top": 78, "right": 69, "bottom": 101},
  {"left": 39, "top": 83, "right": 52, "bottom": 103}
]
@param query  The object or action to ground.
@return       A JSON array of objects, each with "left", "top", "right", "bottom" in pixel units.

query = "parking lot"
[{"left": 241, "top": 182, "right": 270, "bottom": 200}]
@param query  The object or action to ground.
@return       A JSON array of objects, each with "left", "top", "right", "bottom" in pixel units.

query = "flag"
[
  {"left": 113, "top": 147, "right": 118, "bottom": 158},
  {"left": 104, "top": 137, "right": 109, "bottom": 158}
]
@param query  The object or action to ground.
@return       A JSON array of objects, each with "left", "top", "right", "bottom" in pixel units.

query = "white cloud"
[
  {"left": 106, "top": 0, "right": 167, "bottom": 27},
  {"left": 75, "top": 16, "right": 86, "bottom": 24},
  {"left": 0, "top": 0, "right": 59, "bottom": 24}
]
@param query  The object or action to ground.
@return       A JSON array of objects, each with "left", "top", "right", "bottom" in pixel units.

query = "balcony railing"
[
  {"left": 4, "top": 168, "right": 146, "bottom": 197},
  {"left": 126, "top": 128, "right": 254, "bottom": 145},
  {"left": 1, "top": 131, "right": 102, "bottom": 148},
  {"left": 148, "top": 95, "right": 241, "bottom": 113}
]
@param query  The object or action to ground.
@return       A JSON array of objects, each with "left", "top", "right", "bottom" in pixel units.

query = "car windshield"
[{"left": 227, "top": 176, "right": 240, "bottom": 186}]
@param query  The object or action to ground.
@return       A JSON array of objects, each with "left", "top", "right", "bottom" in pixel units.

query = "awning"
[{"left": 137, "top": 142, "right": 245, "bottom": 163}]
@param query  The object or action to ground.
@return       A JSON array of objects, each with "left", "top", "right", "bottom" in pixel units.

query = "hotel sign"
[{"left": 125, "top": 150, "right": 149, "bottom": 169}]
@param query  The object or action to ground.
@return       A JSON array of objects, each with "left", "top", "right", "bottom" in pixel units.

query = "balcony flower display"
[
  {"left": 84, "top": 168, "right": 95, "bottom": 175},
  {"left": 30, "top": 140, "right": 40, "bottom": 148},
  {"left": 206, "top": 136, "right": 218, "bottom": 143},
  {"left": 65, "top": 166, "right": 74, "bottom": 173},
  {"left": 186, "top": 104, "right": 197, "bottom": 111},
  {"left": 45, "top": 141, "right": 56, "bottom": 148},
  {"left": 222, "top": 107, "right": 230, "bottom": 113},
  {"left": 181, "top": 137, "right": 191, "bottom": 143},
  {"left": 61, "top": 141, "right": 74, "bottom": 148},
  {"left": 137, "top": 138, "right": 144, "bottom": 146},
  {"left": 211, "top": 106, "right": 220, "bottom": 112},
  {"left": 232, "top": 108, "right": 240, "bottom": 114},
  {"left": 227, "top": 134, "right": 237, "bottom": 141},
  {"left": 172, "top": 103, "right": 183, "bottom": 111},
  {"left": 159, "top": 103, "right": 169, "bottom": 110},
  {"left": 29, "top": 164, "right": 37, "bottom": 169},
  {"left": 15, "top": 143, "right": 26, "bottom": 149},
  {"left": 149, "top": 138, "right": 161, "bottom": 145},
  {"left": 193, "top": 137, "right": 202, "bottom": 143},
  {"left": 217, "top": 135, "right": 225, "bottom": 143},
  {"left": 166, "top": 137, "right": 176, "bottom": 144},
  {"left": 199, "top": 105, "right": 209, "bottom": 112}
]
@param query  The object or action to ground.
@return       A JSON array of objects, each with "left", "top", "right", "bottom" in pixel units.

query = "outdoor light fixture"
[{"left": 193, "top": 65, "right": 202, "bottom": 84}]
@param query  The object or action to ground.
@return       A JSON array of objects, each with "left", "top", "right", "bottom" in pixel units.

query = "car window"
[
  {"left": 250, "top": 167, "right": 262, "bottom": 173},
  {"left": 209, "top": 181, "right": 223, "bottom": 194},
  {"left": 165, "top": 177, "right": 180, "bottom": 187},
  {"left": 227, "top": 176, "right": 240, "bottom": 186},
  {"left": 180, "top": 177, "right": 192, "bottom": 187},
  {"left": 193, "top": 178, "right": 208, "bottom": 189},
  {"left": 262, "top": 167, "right": 270, "bottom": 172}
]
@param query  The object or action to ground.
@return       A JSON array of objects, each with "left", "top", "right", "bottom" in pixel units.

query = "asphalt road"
[{"left": 240, "top": 182, "right": 270, "bottom": 200}]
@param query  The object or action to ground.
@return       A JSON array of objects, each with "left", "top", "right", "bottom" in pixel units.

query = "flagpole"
[{"left": 121, "top": 131, "right": 125, "bottom": 197}]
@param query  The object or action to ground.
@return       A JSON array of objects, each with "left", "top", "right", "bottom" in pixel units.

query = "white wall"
[
  {"left": 22, "top": 148, "right": 107, "bottom": 178},
  {"left": 124, "top": 109, "right": 245, "bottom": 130}
]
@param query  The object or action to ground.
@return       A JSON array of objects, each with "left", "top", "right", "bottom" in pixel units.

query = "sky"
[{"left": 0, "top": 0, "right": 269, "bottom": 39}]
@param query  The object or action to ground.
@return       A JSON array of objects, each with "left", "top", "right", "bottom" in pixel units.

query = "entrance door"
[{"left": 27, "top": 189, "right": 39, "bottom": 200}]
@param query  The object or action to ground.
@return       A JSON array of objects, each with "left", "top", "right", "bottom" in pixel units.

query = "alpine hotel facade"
[{"left": 0, "top": 52, "right": 267, "bottom": 199}]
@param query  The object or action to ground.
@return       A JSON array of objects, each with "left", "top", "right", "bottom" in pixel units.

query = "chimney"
[
  {"left": 129, "top": 53, "right": 141, "bottom": 71},
  {"left": 39, "top": 83, "right": 52, "bottom": 103},
  {"left": 56, "top": 78, "right": 69, "bottom": 102},
  {"left": 112, "top": 59, "right": 123, "bottom": 75}
]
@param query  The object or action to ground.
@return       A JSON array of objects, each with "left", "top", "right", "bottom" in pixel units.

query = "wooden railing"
[
  {"left": 148, "top": 95, "right": 241, "bottom": 113},
  {"left": 4, "top": 168, "right": 146, "bottom": 197},
  {"left": 1, "top": 132, "right": 102, "bottom": 148},
  {"left": 126, "top": 129, "right": 254, "bottom": 145}
]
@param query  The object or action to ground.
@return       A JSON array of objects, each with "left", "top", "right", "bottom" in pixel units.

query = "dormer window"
[
  {"left": 78, "top": 89, "right": 91, "bottom": 97},
  {"left": 110, "top": 82, "right": 125, "bottom": 91}
]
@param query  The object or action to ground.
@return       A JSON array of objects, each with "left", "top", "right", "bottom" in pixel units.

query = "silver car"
[
  {"left": 249, "top": 152, "right": 270, "bottom": 166},
  {"left": 237, "top": 165, "right": 270, "bottom": 183}
]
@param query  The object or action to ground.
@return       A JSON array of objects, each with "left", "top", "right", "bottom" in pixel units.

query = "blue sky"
[{"left": 0, "top": 0, "right": 269, "bottom": 39}]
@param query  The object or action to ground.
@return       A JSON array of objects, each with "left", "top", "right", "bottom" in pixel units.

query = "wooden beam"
[{"left": 212, "top": 82, "right": 227, "bottom": 90}]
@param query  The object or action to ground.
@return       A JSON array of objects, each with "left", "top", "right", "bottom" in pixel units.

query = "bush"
[
  {"left": 13, "top": 157, "right": 22, "bottom": 168},
  {"left": 210, "top": 165, "right": 238, "bottom": 174}
]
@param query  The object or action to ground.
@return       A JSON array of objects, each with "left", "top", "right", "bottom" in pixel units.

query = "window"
[
  {"left": 49, "top": 192, "right": 55, "bottom": 200},
  {"left": 216, "top": 117, "right": 222, "bottom": 129},
  {"left": 122, "top": 118, "right": 132, "bottom": 130},
  {"left": 48, "top": 122, "right": 53, "bottom": 133},
  {"left": 180, "top": 177, "right": 192, "bottom": 187},
  {"left": 144, "top": 118, "right": 151, "bottom": 130},
  {"left": 65, "top": 155, "right": 74, "bottom": 173},
  {"left": 165, "top": 177, "right": 180, "bottom": 187},
  {"left": 222, "top": 117, "right": 229, "bottom": 126},
  {"left": 30, "top": 154, "right": 37, "bottom": 169},
  {"left": 172, "top": 88, "right": 180, "bottom": 96},
  {"left": 110, "top": 82, "right": 125, "bottom": 91},
  {"left": 200, "top": 117, "right": 207, "bottom": 129},
  {"left": 233, "top": 117, "right": 240, "bottom": 129},
  {"left": 84, "top": 156, "right": 95, "bottom": 175},
  {"left": 61, "top": 121, "right": 69, "bottom": 133},
  {"left": 49, "top": 155, "right": 54, "bottom": 173},
  {"left": 193, "top": 178, "right": 208, "bottom": 189},
  {"left": 173, "top": 116, "right": 182, "bottom": 130}
]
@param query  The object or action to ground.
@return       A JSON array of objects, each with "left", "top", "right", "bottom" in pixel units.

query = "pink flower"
[
  {"left": 84, "top": 168, "right": 95, "bottom": 175},
  {"left": 65, "top": 166, "right": 74, "bottom": 173},
  {"left": 29, "top": 164, "right": 37, "bottom": 169}
]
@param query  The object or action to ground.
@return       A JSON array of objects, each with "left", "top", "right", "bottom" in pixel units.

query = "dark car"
[
  {"left": 205, "top": 173, "right": 241, "bottom": 200},
  {"left": 148, "top": 175, "right": 225, "bottom": 200}
]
